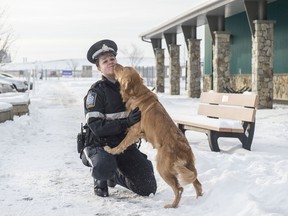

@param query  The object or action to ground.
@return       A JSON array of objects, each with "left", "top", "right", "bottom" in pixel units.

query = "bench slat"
[
  {"left": 197, "top": 104, "right": 256, "bottom": 122},
  {"left": 200, "top": 92, "right": 258, "bottom": 107},
  {"left": 179, "top": 122, "right": 243, "bottom": 133},
  {"left": 174, "top": 116, "right": 244, "bottom": 133}
]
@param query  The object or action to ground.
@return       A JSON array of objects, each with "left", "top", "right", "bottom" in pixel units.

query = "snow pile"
[{"left": 0, "top": 78, "right": 287, "bottom": 216}]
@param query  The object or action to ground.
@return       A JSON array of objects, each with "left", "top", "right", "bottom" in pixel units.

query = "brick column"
[
  {"left": 169, "top": 44, "right": 181, "bottom": 95},
  {"left": 187, "top": 38, "right": 201, "bottom": 98},
  {"left": 213, "top": 31, "right": 231, "bottom": 92},
  {"left": 155, "top": 48, "right": 165, "bottom": 93},
  {"left": 252, "top": 20, "right": 275, "bottom": 109}
]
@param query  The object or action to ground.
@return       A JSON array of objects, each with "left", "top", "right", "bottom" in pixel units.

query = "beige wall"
[{"left": 203, "top": 74, "right": 288, "bottom": 101}]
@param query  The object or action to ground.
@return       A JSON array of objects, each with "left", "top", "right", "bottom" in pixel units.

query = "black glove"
[{"left": 126, "top": 107, "right": 141, "bottom": 127}]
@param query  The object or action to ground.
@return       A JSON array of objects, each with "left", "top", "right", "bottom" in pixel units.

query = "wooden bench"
[{"left": 174, "top": 92, "right": 258, "bottom": 152}]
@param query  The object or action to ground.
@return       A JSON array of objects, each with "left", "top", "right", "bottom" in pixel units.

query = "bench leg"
[
  {"left": 238, "top": 122, "right": 255, "bottom": 151},
  {"left": 208, "top": 131, "right": 220, "bottom": 152},
  {"left": 178, "top": 124, "right": 186, "bottom": 134}
]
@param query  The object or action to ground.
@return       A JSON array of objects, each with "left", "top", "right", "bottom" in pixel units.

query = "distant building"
[{"left": 0, "top": 57, "right": 156, "bottom": 79}]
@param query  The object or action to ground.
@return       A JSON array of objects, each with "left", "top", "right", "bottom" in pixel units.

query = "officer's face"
[{"left": 97, "top": 53, "right": 117, "bottom": 80}]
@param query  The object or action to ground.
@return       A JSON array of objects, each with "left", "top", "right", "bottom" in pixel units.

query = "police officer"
[{"left": 81, "top": 39, "right": 157, "bottom": 197}]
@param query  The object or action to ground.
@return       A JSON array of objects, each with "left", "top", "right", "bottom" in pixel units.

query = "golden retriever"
[{"left": 104, "top": 64, "right": 202, "bottom": 208}]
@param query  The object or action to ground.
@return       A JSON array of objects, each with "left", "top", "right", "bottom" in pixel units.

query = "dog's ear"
[
  {"left": 127, "top": 69, "right": 143, "bottom": 95},
  {"left": 122, "top": 76, "right": 133, "bottom": 96}
]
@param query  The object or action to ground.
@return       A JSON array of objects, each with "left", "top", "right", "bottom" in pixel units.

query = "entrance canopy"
[{"left": 140, "top": 0, "right": 275, "bottom": 46}]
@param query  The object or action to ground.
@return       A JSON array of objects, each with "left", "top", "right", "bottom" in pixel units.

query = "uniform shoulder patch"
[{"left": 86, "top": 92, "right": 97, "bottom": 108}]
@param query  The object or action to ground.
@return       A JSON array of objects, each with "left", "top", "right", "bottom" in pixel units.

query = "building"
[{"left": 140, "top": 0, "right": 288, "bottom": 108}]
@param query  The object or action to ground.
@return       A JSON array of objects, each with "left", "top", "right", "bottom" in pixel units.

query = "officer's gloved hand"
[{"left": 126, "top": 107, "right": 141, "bottom": 127}]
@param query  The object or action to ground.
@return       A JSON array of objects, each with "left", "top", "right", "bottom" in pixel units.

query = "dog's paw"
[
  {"left": 104, "top": 146, "right": 112, "bottom": 153},
  {"left": 164, "top": 203, "right": 177, "bottom": 209}
]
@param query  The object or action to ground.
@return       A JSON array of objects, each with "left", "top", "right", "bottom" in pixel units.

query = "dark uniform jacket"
[{"left": 84, "top": 76, "right": 129, "bottom": 148}]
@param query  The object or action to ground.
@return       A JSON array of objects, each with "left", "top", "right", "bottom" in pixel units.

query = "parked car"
[
  {"left": 0, "top": 73, "right": 28, "bottom": 92},
  {"left": 0, "top": 79, "right": 17, "bottom": 93},
  {"left": 0, "top": 72, "right": 33, "bottom": 90}
]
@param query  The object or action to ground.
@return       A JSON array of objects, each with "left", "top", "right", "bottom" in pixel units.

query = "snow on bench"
[{"left": 174, "top": 92, "right": 258, "bottom": 152}]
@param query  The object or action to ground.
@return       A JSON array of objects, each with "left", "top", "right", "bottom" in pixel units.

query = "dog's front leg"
[{"left": 104, "top": 127, "right": 141, "bottom": 155}]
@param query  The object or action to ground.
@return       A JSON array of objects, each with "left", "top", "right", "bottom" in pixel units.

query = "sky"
[
  {"left": 1, "top": 0, "right": 208, "bottom": 63},
  {"left": 0, "top": 77, "right": 288, "bottom": 215}
]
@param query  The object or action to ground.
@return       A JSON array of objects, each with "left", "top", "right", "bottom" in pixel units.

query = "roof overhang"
[{"left": 140, "top": 0, "right": 276, "bottom": 40}]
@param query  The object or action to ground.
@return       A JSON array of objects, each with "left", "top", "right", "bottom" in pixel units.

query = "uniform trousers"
[{"left": 81, "top": 144, "right": 157, "bottom": 196}]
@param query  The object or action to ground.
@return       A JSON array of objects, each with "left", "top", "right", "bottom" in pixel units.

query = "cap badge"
[{"left": 101, "top": 44, "right": 109, "bottom": 52}]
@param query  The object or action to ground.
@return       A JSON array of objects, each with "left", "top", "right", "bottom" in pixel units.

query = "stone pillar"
[
  {"left": 155, "top": 48, "right": 165, "bottom": 93},
  {"left": 252, "top": 20, "right": 275, "bottom": 109},
  {"left": 213, "top": 31, "right": 231, "bottom": 92},
  {"left": 168, "top": 44, "right": 181, "bottom": 95},
  {"left": 187, "top": 38, "right": 201, "bottom": 98}
]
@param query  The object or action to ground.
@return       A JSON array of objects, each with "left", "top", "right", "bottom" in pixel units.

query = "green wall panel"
[
  {"left": 226, "top": 12, "right": 251, "bottom": 75},
  {"left": 204, "top": 0, "right": 288, "bottom": 75},
  {"left": 268, "top": 0, "right": 288, "bottom": 73},
  {"left": 204, "top": 25, "right": 212, "bottom": 75}
]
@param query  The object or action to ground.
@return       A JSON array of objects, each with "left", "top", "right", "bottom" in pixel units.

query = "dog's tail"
[{"left": 174, "top": 160, "right": 197, "bottom": 186}]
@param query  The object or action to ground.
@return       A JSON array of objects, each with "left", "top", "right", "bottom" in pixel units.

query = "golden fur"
[{"left": 104, "top": 64, "right": 203, "bottom": 208}]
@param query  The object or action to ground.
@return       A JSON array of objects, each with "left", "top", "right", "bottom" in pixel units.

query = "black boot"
[
  {"left": 94, "top": 179, "right": 108, "bottom": 197},
  {"left": 107, "top": 175, "right": 116, "bottom": 188}
]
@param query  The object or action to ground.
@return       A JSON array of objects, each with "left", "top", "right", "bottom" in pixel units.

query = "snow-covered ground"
[{"left": 0, "top": 77, "right": 287, "bottom": 216}]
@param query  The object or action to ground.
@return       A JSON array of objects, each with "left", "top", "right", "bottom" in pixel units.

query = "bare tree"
[
  {"left": 120, "top": 43, "right": 144, "bottom": 67},
  {"left": 67, "top": 59, "right": 79, "bottom": 78},
  {"left": 0, "top": 9, "right": 14, "bottom": 63}
]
